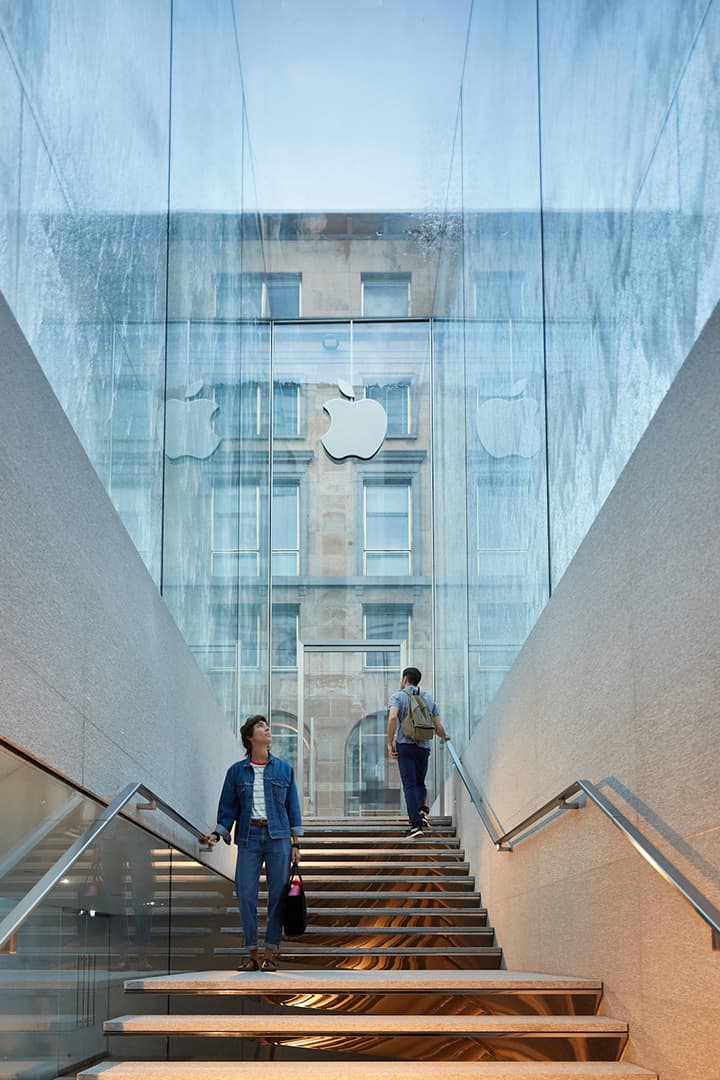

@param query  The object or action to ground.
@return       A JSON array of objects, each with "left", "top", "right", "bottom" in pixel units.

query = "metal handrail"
[
  {"left": 0, "top": 781, "right": 215, "bottom": 951},
  {"left": 444, "top": 741, "right": 720, "bottom": 951}
]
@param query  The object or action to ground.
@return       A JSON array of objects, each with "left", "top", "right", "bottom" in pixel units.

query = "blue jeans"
[
  {"left": 396, "top": 743, "right": 430, "bottom": 828},
  {"left": 235, "top": 825, "right": 291, "bottom": 951}
]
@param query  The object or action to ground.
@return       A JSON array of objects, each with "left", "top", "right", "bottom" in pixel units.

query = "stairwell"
[{"left": 78, "top": 816, "right": 657, "bottom": 1080}]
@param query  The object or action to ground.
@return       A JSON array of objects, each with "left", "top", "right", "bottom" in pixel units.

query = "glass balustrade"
[{"left": 0, "top": 743, "right": 233, "bottom": 1079}]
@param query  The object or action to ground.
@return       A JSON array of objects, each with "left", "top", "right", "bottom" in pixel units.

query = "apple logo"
[
  {"left": 165, "top": 381, "right": 222, "bottom": 460},
  {"left": 321, "top": 380, "right": 387, "bottom": 461},
  {"left": 476, "top": 379, "right": 542, "bottom": 458}
]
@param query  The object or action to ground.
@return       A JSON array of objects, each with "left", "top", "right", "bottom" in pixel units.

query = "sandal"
[
  {"left": 236, "top": 957, "right": 259, "bottom": 972},
  {"left": 260, "top": 956, "right": 277, "bottom": 972}
]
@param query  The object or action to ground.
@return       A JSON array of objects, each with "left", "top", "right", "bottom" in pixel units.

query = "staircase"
[{"left": 77, "top": 816, "right": 656, "bottom": 1079}]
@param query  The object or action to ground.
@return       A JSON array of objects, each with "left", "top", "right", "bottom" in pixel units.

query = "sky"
[{"left": 232, "top": 0, "right": 472, "bottom": 212}]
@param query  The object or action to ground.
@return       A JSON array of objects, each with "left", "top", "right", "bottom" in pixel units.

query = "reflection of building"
[
  {"left": 17, "top": 204, "right": 711, "bottom": 815},
  {"left": 2, "top": 5, "right": 720, "bottom": 1075}
]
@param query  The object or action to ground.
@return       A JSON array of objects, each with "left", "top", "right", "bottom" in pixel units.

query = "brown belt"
[{"left": 250, "top": 819, "right": 268, "bottom": 826}]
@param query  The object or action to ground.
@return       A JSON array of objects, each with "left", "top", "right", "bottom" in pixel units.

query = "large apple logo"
[
  {"left": 476, "top": 379, "right": 542, "bottom": 458},
  {"left": 165, "top": 381, "right": 222, "bottom": 460},
  {"left": 321, "top": 380, "right": 387, "bottom": 461}
]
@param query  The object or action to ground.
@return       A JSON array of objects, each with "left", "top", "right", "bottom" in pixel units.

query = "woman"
[{"left": 206, "top": 715, "right": 303, "bottom": 971}]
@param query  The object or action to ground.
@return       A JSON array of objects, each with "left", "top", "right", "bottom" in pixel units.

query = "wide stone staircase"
[{"left": 77, "top": 816, "right": 657, "bottom": 1079}]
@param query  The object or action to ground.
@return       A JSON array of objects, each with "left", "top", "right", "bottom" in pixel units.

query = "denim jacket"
[{"left": 213, "top": 753, "right": 304, "bottom": 847}]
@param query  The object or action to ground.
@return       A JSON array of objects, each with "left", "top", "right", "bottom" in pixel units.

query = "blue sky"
[{"left": 233, "top": 0, "right": 472, "bottom": 211}]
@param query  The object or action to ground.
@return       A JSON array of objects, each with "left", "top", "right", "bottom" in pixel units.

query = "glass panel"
[
  {"left": 303, "top": 650, "right": 402, "bottom": 818},
  {"left": 270, "top": 321, "right": 432, "bottom": 770},
  {"left": 0, "top": 744, "right": 233, "bottom": 1078},
  {"left": 0, "top": 2, "right": 170, "bottom": 587},
  {"left": 539, "top": 0, "right": 720, "bottom": 580},
  {"left": 162, "top": 1, "right": 270, "bottom": 736}
]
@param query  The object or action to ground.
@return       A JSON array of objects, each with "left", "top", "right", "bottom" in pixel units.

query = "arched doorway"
[{"left": 345, "top": 709, "right": 402, "bottom": 816}]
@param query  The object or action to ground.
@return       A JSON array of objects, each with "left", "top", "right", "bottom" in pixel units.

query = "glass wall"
[
  {"left": 0, "top": 0, "right": 171, "bottom": 584},
  {"left": 1, "top": 1, "right": 719, "bottom": 770},
  {"left": 0, "top": 742, "right": 233, "bottom": 1079},
  {"left": 162, "top": 0, "right": 270, "bottom": 732},
  {"left": 539, "top": 0, "right": 720, "bottom": 578},
  {"left": 433, "top": 0, "right": 720, "bottom": 746},
  {"left": 270, "top": 321, "right": 435, "bottom": 805},
  {"left": 433, "top": 0, "right": 549, "bottom": 751}
]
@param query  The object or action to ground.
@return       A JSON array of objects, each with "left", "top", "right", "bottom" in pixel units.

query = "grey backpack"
[{"left": 400, "top": 689, "right": 435, "bottom": 742}]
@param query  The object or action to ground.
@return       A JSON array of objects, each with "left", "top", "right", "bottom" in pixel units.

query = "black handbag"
[{"left": 282, "top": 859, "right": 307, "bottom": 937}]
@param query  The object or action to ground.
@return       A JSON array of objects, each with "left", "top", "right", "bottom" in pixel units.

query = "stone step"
[
  {"left": 123, "top": 967, "right": 602, "bottom": 1015},
  {"left": 300, "top": 836, "right": 462, "bottom": 848},
  {"left": 79, "top": 1063, "right": 657, "bottom": 1080},
  {"left": 105, "top": 1010, "right": 626, "bottom": 1036},
  {"left": 295, "top": 849, "right": 467, "bottom": 860},
  {"left": 103, "top": 1012, "right": 627, "bottom": 1060},
  {"left": 255, "top": 906, "right": 489, "bottom": 926},
  {"left": 302, "top": 827, "right": 456, "bottom": 837},
  {"left": 245, "top": 944, "right": 504, "bottom": 969},
  {"left": 123, "top": 968, "right": 601, "bottom": 995},
  {"left": 257, "top": 876, "right": 476, "bottom": 889},
  {"left": 277, "top": 890, "right": 483, "bottom": 905},
  {"left": 219, "top": 925, "right": 495, "bottom": 944},
  {"left": 288, "top": 861, "right": 471, "bottom": 874},
  {"left": 105, "top": 1012, "right": 627, "bottom": 1038}
]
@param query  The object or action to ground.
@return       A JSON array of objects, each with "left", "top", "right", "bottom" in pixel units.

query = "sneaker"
[
  {"left": 419, "top": 809, "right": 431, "bottom": 829},
  {"left": 406, "top": 825, "right": 424, "bottom": 839}
]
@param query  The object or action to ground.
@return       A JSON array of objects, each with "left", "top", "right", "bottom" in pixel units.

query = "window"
[
  {"left": 361, "top": 273, "right": 411, "bottom": 317},
  {"left": 272, "top": 481, "right": 300, "bottom": 576},
  {"left": 477, "top": 603, "right": 528, "bottom": 647},
  {"left": 365, "top": 383, "right": 410, "bottom": 436},
  {"left": 273, "top": 381, "right": 301, "bottom": 437},
  {"left": 211, "top": 483, "right": 260, "bottom": 576},
  {"left": 266, "top": 275, "right": 302, "bottom": 318},
  {"left": 215, "top": 273, "right": 301, "bottom": 319},
  {"left": 476, "top": 483, "right": 530, "bottom": 578},
  {"left": 363, "top": 480, "right": 411, "bottom": 575},
  {"left": 363, "top": 605, "right": 411, "bottom": 668},
  {"left": 272, "top": 605, "right": 299, "bottom": 668},
  {"left": 111, "top": 482, "right": 154, "bottom": 571},
  {"left": 208, "top": 602, "right": 261, "bottom": 669},
  {"left": 214, "top": 380, "right": 262, "bottom": 438},
  {"left": 474, "top": 271, "right": 526, "bottom": 320}
]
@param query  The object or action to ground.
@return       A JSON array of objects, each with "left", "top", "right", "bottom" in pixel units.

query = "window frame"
[
  {"left": 210, "top": 480, "right": 261, "bottom": 578},
  {"left": 362, "top": 604, "right": 412, "bottom": 670},
  {"left": 271, "top": 479, "right": 300, "bottom": 577},
  {"left": 273, "top": 380, "right": 303, "bottom": 438},
  {"left": 214, "top": 271, "right": 302, "bottom": 319},
  {"left": 361, "top": 477, "right": 412, "bottom": 577},
  {"left": 361, "top": 272, "right": 412, "bottom": 317},
  {"left": 363, "top": 381, "right": 412, "bottom": 437},
  {"left": 271, "top": 604, "right": 300, "bottom": 670}
]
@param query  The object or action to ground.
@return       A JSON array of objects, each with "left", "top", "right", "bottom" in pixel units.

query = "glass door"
[{"left": 298, "top": 641, "right": 406, "bottom": 818}]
